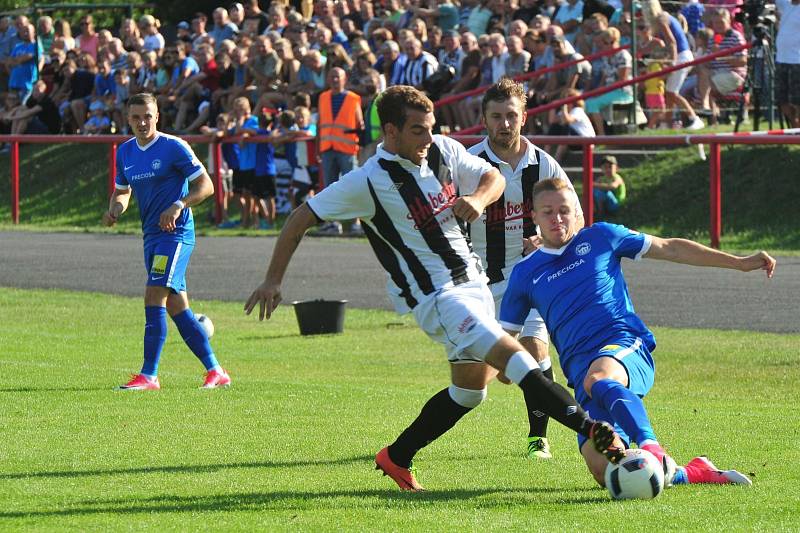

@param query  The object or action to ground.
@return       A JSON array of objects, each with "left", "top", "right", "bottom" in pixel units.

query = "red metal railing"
[
  {"left": 434, "top": 44, "right": 631, "bottom": 108},
  {"left": 4, "top": 132, "right": 800, "bottom": 248},
  {"left": 457, "top": 42, "right": 751, "bottom": 135},
  {"left": 450, "top": 133, "right": 800, "bottom": 248},
  {"left": 0, "top": 133, "right": 314, "bottom": 226}
]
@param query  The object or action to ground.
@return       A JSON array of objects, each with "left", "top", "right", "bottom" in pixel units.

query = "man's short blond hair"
[{"left": 532, "top": 178, "right": 573, "bottom": 205}]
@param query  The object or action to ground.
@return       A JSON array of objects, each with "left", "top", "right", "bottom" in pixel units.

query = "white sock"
[
  {"left": 539, "top": 358, "right": 552, "bottom": 372},
  {"left": 505, "top": 351, "right": 539, "bottom": 384}
]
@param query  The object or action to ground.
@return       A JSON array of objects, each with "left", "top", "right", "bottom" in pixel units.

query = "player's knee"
[
  {"left": 520, "top": 335, "right": 549, "bottom": 361},
  {"left": 448, "top": 384, "right": 487, "bottom": 409},
  {"left": 583, "top": 372, "right": 615, "bottom": 397}
]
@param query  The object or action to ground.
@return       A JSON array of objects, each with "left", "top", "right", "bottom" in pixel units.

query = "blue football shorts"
[
  {"left": 568, "top": 338, "right": 656, "bottom": 451},
  {"left": 143, "top": 240, "right": 194, "bottom": 293}
]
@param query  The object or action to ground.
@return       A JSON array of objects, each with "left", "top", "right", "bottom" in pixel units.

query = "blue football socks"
[
  {"left": 172, "top": 308, "right": 220, "bottom": 371},
  {"left": 141, "top": 306, "right": 167, "bottom": 377},
  {"left": 672, "top": 468, "right": 689, "bottom": 485},
  {"left": 590, "top": 378, "right": 657, "bottom": 445}
]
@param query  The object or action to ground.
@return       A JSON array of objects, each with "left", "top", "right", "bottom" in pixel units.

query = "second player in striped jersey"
[{"left": 468, "top": 79, "right": 583, "bottom": 460}]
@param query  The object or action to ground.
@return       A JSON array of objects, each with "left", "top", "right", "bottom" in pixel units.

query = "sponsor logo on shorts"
[
  {"left": 458, "top": 315, "right": 476, "bottom": 334},
  {"left": 150, "top": 255, "right": 168, "bottom": 276},
  {"left": 576, "top": 242, "right": 591, "bottom": 256},
  {"left": 600, "top": 344, "right": 621, "bottom": 353}
]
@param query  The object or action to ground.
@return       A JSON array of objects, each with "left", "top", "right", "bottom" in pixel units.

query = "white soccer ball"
[
  {"left": 605, "top": 449, "right": 665, "bottom": 500},
  {"left": 196, "top": 313, "right": 214, "bottom": 338}
]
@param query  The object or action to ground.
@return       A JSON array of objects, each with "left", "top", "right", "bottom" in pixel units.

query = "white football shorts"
[{"left": 412, "top": 279, "right": 507, "bottom": 363}]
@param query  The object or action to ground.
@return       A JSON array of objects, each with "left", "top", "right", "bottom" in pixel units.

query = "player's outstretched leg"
[
  {"left": 169, "top": 302, "right": 230, "bottom": 389},
  {"left": 672, "top": 456, "right": 753, "bottom": 486},
  {"left": 116, "top": 305, "right": 166, "bottom": 391},
  {"left": 377, "top": 383, "right": 485, "bottom": 491},
  {"left": 585, "top": 355, "right": 676, "bottom": 483}
]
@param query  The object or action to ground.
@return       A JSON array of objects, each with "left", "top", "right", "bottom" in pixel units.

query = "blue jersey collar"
[
  {"left": 136, "top": 133, "right": 160, "bottom": 151},
  {"left": 539, "top": 227, "right": 586, "bottom": 255}
]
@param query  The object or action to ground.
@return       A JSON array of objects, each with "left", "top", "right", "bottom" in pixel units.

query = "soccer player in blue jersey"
[
  {"left": 102, "top": 92, "right": 231, "bottom": 390},
  {"left": 500, "top": 178, "right": 776, "bottom": 487}
]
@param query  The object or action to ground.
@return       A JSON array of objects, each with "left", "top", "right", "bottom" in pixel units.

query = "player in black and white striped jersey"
[
  {"left": 468, "top": 79, "right": 584, "bottom": 461},
  {"left": 245, "top": 85, "right": 622, "bottom": 492}
]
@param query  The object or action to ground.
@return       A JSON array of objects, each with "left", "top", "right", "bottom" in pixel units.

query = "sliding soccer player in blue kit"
[
  {"left": 103, "top": 93, "right": 231, "bottom": 390},
  {"left": 500, "top": 178, "right": 775, "bottom": 488}
]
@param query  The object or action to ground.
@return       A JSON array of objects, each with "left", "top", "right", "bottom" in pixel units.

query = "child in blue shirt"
[
  {"left": 84, "top": 100, "right": 111, "bottom": 134},
  {"left": 250, "top": 109, "right": 278, "bottom": 229}
]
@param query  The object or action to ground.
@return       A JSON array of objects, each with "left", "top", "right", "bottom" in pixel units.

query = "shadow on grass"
[
  {"left": 237, "top": 333, "right": 302, "bottom": 341},
  {"left": 0, "top": 486, "right": 606, "bottom": 518},
  {"left": 0, "top": 386, "right": 115, "bottom": 393},
  {"left": 0, "top": 454, "right": 375, "bottom": 481}
]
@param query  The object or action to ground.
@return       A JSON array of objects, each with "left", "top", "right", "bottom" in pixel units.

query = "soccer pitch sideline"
[{"left": 1, "top": 288, "right": 798, "bottom": 531}]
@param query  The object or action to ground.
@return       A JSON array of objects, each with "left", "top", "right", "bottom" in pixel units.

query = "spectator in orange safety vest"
[{"left": 316, "top": 66, "right": 364, "bottom": 235}]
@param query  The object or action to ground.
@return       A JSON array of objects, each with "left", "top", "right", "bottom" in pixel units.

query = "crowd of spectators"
[{"left": 0, "top": 0, "right": 765, "bottom": 224}]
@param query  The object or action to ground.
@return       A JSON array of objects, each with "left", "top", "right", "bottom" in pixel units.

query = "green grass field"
[{"left": 2, "top": 288, "right": 798, "bottom": 531}]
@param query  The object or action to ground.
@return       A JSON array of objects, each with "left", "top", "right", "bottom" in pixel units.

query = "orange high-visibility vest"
[{"left": 318, "top": 90, "right": 361, "bottom": 155}]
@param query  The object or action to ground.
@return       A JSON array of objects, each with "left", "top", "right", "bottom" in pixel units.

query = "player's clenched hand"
[
  {"left": 244, "top": 281, "right": 282, "bottom": 321},
  {"left": 452, "top": 195, "right": 485, "bottom": 223},
  {"left": 522, "top": 235, "right": 543, "bottom": 256},
  {"left": 159, "top": 204, "right": 182, "bottom": 233},
  {"left": 739, "top": 251, "right": 777, "bottom": 279},
  {"left": 102, "top": 211, "right": 118, "bottom": 227}
]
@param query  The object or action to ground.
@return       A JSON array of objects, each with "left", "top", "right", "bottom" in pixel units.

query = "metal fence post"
[
  {"left": 108, "top": 143, "right": 117, "bottom": 196},
  {"left": 10, "top": 140, "right": 19, "bottom": 224},
  {"left": 583, "top": 143, "right": 594, "bottom": 226},
  {"left": 214, "top": 141, "right": 223, "bottom": 224},
  {"left": 709, "top": 142, "right": 722, "bottom": 249}
]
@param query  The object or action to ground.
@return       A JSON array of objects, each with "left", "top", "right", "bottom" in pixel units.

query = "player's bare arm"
[
  {"left": 452, "top": 167, "right": 505, "bottom": 223},
  {"left": 103, "top": 187, "right": 131, "bottom": 226},
  {"left": 245, "top": 203, "right": 319, "bottom": 320},
  {"left": 158, "top": 173, "right": 214, "bottom": 232},
  {"left": 644, "top": 237, "right": 777, "bottom": 278}
]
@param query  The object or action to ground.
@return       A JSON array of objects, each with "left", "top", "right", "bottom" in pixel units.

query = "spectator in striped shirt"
[
  {"left": 696, "top": 8, "right": 746, "bottom": 111},
  {"left": 397, "top": 36, "right": 438, "bottom": 89}
]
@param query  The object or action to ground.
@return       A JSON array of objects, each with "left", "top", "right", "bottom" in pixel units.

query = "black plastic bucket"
[{"left": 292, "top": 299, "right": 348, "bottom": 336}]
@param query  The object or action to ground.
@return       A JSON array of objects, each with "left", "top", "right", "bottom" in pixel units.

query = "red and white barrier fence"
[{"left": 3, "top": 131, "right": 799, "bottom": 249}]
